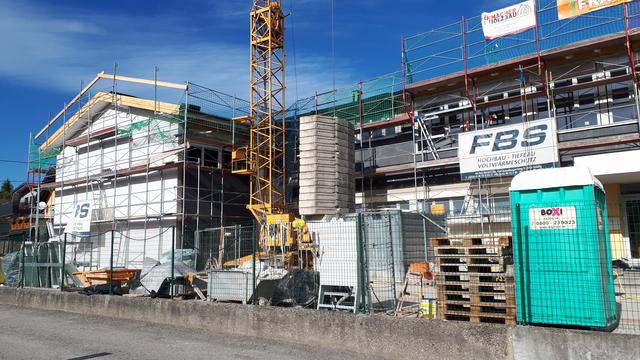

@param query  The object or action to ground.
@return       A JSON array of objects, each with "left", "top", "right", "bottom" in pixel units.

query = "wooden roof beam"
[
  {"left": 97, "top": 73, "right": 188, "bottom": 91},
  {"left": 34, "top": 72, "right": 188, "bottom": 141},
  {"left": 34, "top": 71, "right": 105, "bottom": 140}
]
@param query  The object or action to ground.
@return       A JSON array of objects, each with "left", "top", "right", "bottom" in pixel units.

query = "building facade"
[
  {"left": 34, "top": 81, "right": 251, "bottom": 271},
  {"left": 290, "top": 1, "right": 640, "bottom": 264}
]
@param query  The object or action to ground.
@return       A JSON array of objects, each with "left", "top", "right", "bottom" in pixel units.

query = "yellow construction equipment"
[{"left": 232, "top": 1, "right": 313, "bottom": 269}]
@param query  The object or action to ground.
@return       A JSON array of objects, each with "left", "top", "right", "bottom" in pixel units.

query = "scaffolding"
[
  {"left": 285, "top": 1, "right": 640, "bottom": 219},
  {"left": 403, "top": 0, "right": 640, "bottom": 85},
  {"left": 26, "top": 73, "right": 253, "bottom": 274}
]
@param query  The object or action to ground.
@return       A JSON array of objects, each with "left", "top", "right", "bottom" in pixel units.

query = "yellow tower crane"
[{"left": 232, "top": 0, "right": 312, "bottom": 269}]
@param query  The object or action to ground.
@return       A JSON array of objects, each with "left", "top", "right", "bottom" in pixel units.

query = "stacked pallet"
[
  {"left": 431, "top": 236, "right": 516, "bottom": 325},
  {"left": 299, "top": 115, "right": 355, "bottom": 216}
]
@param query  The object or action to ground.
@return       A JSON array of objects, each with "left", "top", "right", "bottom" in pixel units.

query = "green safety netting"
[
  {"left": 29, "top": 140, "right": 60, "bottom": 172},
  {"left": 117, "top": 115, "right": 182, "bottom": 144}
]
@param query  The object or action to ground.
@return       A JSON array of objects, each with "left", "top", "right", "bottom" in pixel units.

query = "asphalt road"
[{"left": 0, "top": 304, "right": 382, "bottom": 360}]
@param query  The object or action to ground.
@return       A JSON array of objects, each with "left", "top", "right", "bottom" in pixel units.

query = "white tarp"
[
  {"left": 64, "top": 201, "right": 92, "bottom": 237},
  {"left": 481, "top": 0, "right": 537, "bottom": 40},
  {"left": 458, "top": 118, "right": 559, "bottom": 180}
]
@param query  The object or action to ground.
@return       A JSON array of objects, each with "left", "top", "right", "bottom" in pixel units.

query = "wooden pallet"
[
  {"left": 430, "top": 236, "right": 511, "bottom": 248},
  {"left": 438, "top": 281, "right": 514, "bottom": 294},
  {"left": 437, "top": 269, "right": 514, "bottom": 282},
  {"left": 437, "top": 291, "right": 514, "bottom": 305},
  {"left": 440, "top": 312, "right": 517, "bottom": 325},
  {"left": 432, "top": 236, "right": 516, "bottom": 325},
  {"left": 436, "top": 262, "right": 507, "bottom": 275},
  {"left": 437, "top": 299, "right": 517, "bottom": 325}
]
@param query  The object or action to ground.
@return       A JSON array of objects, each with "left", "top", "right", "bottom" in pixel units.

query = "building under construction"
[
  {"left": 24, "top": 75, "right": 256, "bottom": 272},
  {"left": 2, "top": 0, "right": 640, "bottom": 335},
  {"left": 290, "top": 0, "right": 640, "bottom": 263}
]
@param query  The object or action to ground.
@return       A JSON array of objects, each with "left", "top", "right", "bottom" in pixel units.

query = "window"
[
  {"left": 222, "top": 150, "right": 232, "bottom": 169},
  {"left": 203, "top": 149, "right": 219, "bottom": 168},
  {"left": 187, "top": 147, "right": 220, "bottom": 168},
  {"left": 187, "top": 147, "right": 201, "bottom": 164}
]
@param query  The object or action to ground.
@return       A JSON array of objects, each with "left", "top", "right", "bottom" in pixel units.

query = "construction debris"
[
  {"left": 131, "top": 261, "right": 196, "bottom": 296},
  {"left": 73, "top": 268, "right": 141, "bottom": 288},
  {"left": 271, "top": 269, "right": 319, "bottom": 307}
]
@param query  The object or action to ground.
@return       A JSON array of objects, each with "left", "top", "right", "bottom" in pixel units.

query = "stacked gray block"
[{"left": 299, "top": 115, "right": 355, "bottom": 215}]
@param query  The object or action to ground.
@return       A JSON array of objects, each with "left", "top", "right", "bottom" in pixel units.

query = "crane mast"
[
  {"left": 233, "top": 1, "right": 300, "bottom": 263},
  {"left": 233, "top": 1, "right": 286, "bottom": 220},
  {"left": 248, "top": 0, "right": 286, "bottom": 221}
]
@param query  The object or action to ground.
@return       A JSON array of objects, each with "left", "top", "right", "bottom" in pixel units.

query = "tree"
[{"left": 0, "top": 179, "right": 13, "bottom": 202}]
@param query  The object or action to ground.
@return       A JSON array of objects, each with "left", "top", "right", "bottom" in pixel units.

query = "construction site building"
[
  {"left": 288, "top": 1, "right": 640, "bottom": 263},
  {"left": 30, "top": 77, "right": 253, "bottom": 271}
]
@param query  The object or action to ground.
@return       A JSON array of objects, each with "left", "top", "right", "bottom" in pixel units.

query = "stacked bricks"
[
  {"left": 431, "top": 236, "right": 516, "bottom": 325},
  {"left": 298, "top": 115, "right": 355, "bottom": 216}
]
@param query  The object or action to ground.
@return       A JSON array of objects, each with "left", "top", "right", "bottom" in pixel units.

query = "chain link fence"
[{"left": 2, "top": 205, "right": 639, "bottom": 335}]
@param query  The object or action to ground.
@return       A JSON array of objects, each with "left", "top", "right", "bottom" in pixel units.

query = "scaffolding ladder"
[{"left": 415, "top": 114, "right": 440, "bottom": 160}]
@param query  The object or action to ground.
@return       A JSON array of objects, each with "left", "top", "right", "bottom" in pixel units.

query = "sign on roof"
[
  {"left": 557, "top": 0, "right": 631, "bottom": 20},
  {"left": 481, "top": 0, "right": 537, "bottom": 40},
  {"left": 458, "top": 118, "right": 559, "bottom": 181}
]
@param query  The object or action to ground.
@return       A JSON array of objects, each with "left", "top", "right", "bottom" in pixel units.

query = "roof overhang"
[{"left": 40, "top": 92, "right": 181, "bottom": 152}]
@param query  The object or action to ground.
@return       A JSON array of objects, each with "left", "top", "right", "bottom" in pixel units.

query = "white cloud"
[{"left": 0, "top": 1, "right": 356, "bottom": 109}]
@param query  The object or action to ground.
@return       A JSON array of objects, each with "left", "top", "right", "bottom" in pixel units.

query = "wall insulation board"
[
  {"left": 298, "top": 115, "right": 355, "bottom": 216},
  {"left": 65, "top": 218, "right": 177, "bottom": 270},
  {"left": 55, "top": 107, "right": 181, "bottom": 182},
  {"left": 307, "top": 218, "right": 359, "bottom": 289},
  {"left": 54, "top": 169, "right": 179, "bottom": 228},
  {"left": 307, "top": 211, "right": 438, "bottom": 285}
]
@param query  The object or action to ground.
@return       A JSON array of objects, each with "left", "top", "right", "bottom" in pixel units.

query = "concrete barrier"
[{"left": 0, "top": 287, "right": 638, "bottom": 360}]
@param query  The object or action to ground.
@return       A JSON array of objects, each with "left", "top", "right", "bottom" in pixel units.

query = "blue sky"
[{"left": 0, "top": 0, "right": 499, "bottom": 186}]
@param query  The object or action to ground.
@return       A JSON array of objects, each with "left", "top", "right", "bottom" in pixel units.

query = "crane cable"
[
  {"left": 289, "top": 0, "right": 299, "bottom": 103},
  {"left": 331, "top": 0, "right": 335, "bottom": 92}
]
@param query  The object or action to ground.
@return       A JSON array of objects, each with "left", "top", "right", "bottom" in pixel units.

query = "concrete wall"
[{"left": 1, "top": 287, "right": 638, "bottom": 360}]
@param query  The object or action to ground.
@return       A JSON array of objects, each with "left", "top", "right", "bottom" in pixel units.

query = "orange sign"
[
  {"left": 557, "top": 0, "right": 630, "bottom": 20},
  {"left": 431, "top": 203, "right": 446, "bottom": 216}
]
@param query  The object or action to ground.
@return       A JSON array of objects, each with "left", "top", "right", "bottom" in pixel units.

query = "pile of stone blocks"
[{"left": 298, "top": 115, "right": 355, "bottom": 216}]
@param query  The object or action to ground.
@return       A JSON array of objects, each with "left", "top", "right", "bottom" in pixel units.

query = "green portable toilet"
[{"left": 510, "top": 167, "right": 618, "bottom": 330}]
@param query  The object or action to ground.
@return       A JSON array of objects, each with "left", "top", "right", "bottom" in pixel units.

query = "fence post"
[
  {"left": 60, "top": 233, "right": 67, "bottom": 292},
  {"left": 20, "top": 235, "right": 26, "bottom": 288},
  {"left": 515, "top": 203, "right": 526, "bottom": 323},
  {"left": 109, "top": 230, "right": 114, "bottom": 295},
  {"left": 422, "top": 217, "right": 428, "bottom": 262},
  {"left": 356, "top": 213, "right": 367, "bottom": 314},
  {"left": 252, "top": 221, "right": 257, "bottom": 306},
  {"left": 387, "top": 212, "right": 397, "bottom": 310},
  {"left": 171, "top": 226, "right": 176, "bottom": 299}
]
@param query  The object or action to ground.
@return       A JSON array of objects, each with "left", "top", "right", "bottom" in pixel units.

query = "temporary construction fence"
[
  {"left": 3, "top": 206, "right": 640, "bottom": 335},
  {"left": 2, "top": 228, "right": 182, "bottom": 295},
  {"left": 436, "top": 200, "right": 640, "bottom": 335},
  {"left": 309, "top": 211, "right": 444, "bottom": 313},
  {"left": 195, "top": 224, "right": 255, "bottom": 271},
  {"left": 200, "top": 211, "right": 444, "bottom": 313}
]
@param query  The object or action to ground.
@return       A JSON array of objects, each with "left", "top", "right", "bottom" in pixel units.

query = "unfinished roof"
[
  {"left": 34, "top": 72, "right": 187, "bottom": 141},
  {"left": 40, "top": 92, "right": 182, "bottom": 152}
]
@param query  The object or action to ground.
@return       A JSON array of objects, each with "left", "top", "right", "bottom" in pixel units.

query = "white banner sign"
[
  {"left": 64, "top": 201, "right": 92, "bottom": 237},
  {"left": 481, "top": 0, "right": 537, "bottom": 40},
  {"left": 529, "top": 206, "right": 577, "bottom": 230},
  {"left": 458, "top": 118, "right": 559, "bottom": 180}
]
